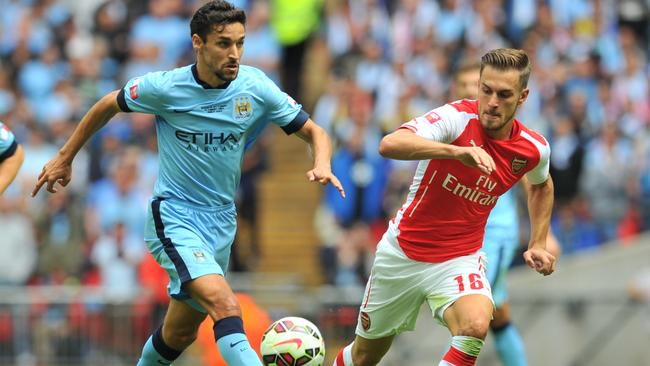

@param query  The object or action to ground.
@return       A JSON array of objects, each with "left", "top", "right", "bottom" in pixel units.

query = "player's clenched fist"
[{"left": 523, "top": 247, "right": 556, "bottom": 276}]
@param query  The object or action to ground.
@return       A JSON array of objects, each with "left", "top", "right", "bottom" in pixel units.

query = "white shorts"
[{"left": 355, "top": 235, "right": 494, "bottom": 339}]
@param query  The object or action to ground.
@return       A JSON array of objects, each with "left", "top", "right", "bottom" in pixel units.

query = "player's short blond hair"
[
  {"left": 480, "top": 48, "right": 531, "bottom": 90},
  {"left": 454, "top": 60, "right": 481, "bottom": 81}
]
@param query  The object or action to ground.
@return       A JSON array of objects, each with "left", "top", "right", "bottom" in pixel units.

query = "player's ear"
[
  {"left": 518, "top": 88, "right": 529, "bottom": 106},
  {"left": 191, "top": 33, "right": 204, "bottom": 51}
]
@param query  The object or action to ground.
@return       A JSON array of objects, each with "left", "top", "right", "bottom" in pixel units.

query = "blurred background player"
[
  {"left": 454, "top": 61, "right": 562, "bottom": 366},
  {"left": 334, "top": 48, "right": 556, "bottom": 366},
  {"left": 31, "top": 1, "right": 344, "bottom": 366},
  {"left": 0, "top": 121, "right": 24, "bottom": 194}
]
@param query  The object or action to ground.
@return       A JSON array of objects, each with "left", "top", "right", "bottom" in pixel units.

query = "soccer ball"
[{"left": 260, "top": 316, "right": 325, "bottom": 366}]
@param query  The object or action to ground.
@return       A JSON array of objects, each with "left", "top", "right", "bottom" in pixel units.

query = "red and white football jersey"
[{"left": 387, "top": 99, "right": 550, "bottom": 263}]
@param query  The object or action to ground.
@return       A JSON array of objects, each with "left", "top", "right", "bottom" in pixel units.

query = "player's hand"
[
  {"left": 455, "top": 146, "right": 495, "bottom": 175},
  {"left": 523, "top": 247, "right": 556, "bottom": 276},
  {"left": 306, "top": 167, "right": 346, "bottom": 198},
  {"left": 32, "top": 154, "right": 72, "bottom": 196}
]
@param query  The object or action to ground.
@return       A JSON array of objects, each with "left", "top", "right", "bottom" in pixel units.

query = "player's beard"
[
  {"left": 481, "top": 105, "right": 518, "bottom": 134},
  {"left": 214, "top": 64, "right": 239, "bottom": 82}
]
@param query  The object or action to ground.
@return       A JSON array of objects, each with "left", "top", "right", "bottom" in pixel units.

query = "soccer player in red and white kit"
[{"left": 333, "top": 48, "right": 556, "bottom": 366}]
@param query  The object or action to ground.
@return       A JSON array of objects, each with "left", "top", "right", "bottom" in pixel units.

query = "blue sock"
[
  {"left": 137, "top": 325, "right": 182, "bottom": 366},
  {"left": 214, "top": 316, "right": 262, "bottom": 366},
  {"left": 492, "top": 322, "right": 527, "bottom": 366}
]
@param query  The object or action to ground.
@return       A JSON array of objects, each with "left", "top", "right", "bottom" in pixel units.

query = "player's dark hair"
[
  {"left": 480, "top": 48, "right": 531, "bottom": 90},
  {"left": 190, "top": 0, "right": 246, "bottom": 41}
]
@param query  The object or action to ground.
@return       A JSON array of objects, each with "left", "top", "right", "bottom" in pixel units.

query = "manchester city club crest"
[
  {"left": 192, "top": 249, "right": 206, "bottom": 262},
  {"left": 233, "top": 95, "right": 252, "bottom": 121},
  {"left": 511, "top": 157, "right": 528, "bottom": 174}
]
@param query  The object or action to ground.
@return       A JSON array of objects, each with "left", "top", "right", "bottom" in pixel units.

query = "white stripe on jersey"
[
  {"left": 407, "top": 104, "right": 477, "bottom": 143},
  {"left": 389, "top": 160, "right": 432, "bottom": 237},
  {"left": 520, "top": 130, "right": 551, "bottom": 184},
  {"left": 408, "top": 169, "right": 438, "bottom": 217}
]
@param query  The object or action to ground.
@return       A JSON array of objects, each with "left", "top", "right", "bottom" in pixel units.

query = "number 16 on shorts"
[{"left": 453, "top": 273, "right": 485, "bottom": 292}]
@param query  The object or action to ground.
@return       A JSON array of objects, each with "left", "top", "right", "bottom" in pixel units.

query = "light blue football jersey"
[
  {"left": 485, "top": 188, "right": 519, "bottom": 232},
  {"left": 0, "top": 121, "right": 17, "bottom": 162},
  {"left": 118, "top": 64, "right": 307, "bottom": 206}
]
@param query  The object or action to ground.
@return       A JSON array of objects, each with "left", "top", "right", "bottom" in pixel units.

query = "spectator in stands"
[
  {"left": 580, "top": 122, "right": 636, "bottom": 242},
  {"left": 91, "top": 221, "right": 145, "bottom": 300},
  {"left": 33, "top": 189, "right": 85, "bottom": 280},
  {"left": 316, "top": 89, "right": 389, "bottom": 286},
  {"left": 270, "top": 0, "right": 324, "bottom": 98}
]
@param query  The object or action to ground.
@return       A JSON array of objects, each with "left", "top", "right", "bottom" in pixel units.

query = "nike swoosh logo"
[
  {"left": 173, "top": 108, "right": 193, "bottom": 113},
  {"left": 272, "top": 338, "right": 303, "bottom": 348},
  {"left": 157, "top": 360, "right": 171, "bottom": 365},
  {"left": 230, "top": 339, "right": 247, "bottom": 348}
]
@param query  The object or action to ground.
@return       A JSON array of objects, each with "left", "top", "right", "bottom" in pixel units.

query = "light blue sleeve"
[
  {"left": 259, "top": 72, "right": 306, "bottom": 129},
  {"left": 117, "top": 71, "right": 167, "bottom": 114},
  {"left": 0, "top": 122, "right": 17, "bottom": 161}
]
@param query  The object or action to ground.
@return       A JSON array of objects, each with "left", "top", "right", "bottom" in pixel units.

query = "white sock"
[{"left": 333, "top": 342, "right": 354, "bottom": 366}]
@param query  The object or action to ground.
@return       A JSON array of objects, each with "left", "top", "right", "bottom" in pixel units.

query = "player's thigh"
[
  {"left": 443, "top": 294, "right": 494, "bottom": 338},
  {"left": 184, "top": 273, "right": 241, "bottom": 321},
  {"left": 355, "top": 239, "right": 427, "bottom": 339},
  {"left": 163, "top": 297, "right": 208, "bottom": 340},
  {"left": 425, "top": 252, "right": 493, "bottom": 328},
  {"left": 352, "top": 334, "right": 395, "bottom": 364},
  {"left": 145, "top": 198, "right": 237, "bottom": 312}
]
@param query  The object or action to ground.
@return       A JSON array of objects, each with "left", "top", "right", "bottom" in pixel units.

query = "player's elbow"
[{"left": 379, "top": 134, "right": 399, "bottom": 158}]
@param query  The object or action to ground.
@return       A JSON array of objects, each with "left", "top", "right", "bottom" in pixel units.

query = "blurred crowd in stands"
[{"left": 0, "top": 0, "right": 649, "bottom": 295}]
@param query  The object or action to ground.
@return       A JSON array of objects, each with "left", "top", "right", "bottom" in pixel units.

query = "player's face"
[
  {"left": 477, "top": 66, "right": 529, "bottom": 138},
  {"left": 455, "top": 69, "right": 480, "bottom": 100},
  {"left": 194, "top": 22, "right": 245, "bottom": 83}
]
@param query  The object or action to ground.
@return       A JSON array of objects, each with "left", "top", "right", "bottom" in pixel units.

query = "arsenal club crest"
[
  {"left": 360, "top": 311, "right": 371, "bottom": 331},
  {"left": 511, "top": 157, "right": 528, "bottom": 174}
]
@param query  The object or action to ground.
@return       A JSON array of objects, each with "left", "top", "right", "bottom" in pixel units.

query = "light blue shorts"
[
  {"left": 482, "top": 226, "right": 519, "bottom": 307},
  {"left": 144, "top": 197, "right": 236, "bottom": 312}
]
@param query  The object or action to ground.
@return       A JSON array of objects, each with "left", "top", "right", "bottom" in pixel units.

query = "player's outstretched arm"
[
  {"left": 0, "top": 143, "right": 24, "bottom": 194},
  {"left": 379, "top": 129, "right": 495, "bottom": 174},
  {"left": 523, "top": 176, "right": 556, "bottom": 275},
  {"left": 32, "top": 90, "right": 122, "bottom": 196},
  {"left": 520, "top": 176, "right": 562, "bottom": 259},
  {"left": 294, "top": 118, "right": 345, "bottom": 198}
]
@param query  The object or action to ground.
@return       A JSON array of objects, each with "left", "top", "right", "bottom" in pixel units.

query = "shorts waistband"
[{"left": 153, "top": 197, "right": 235, "bottom": 212}]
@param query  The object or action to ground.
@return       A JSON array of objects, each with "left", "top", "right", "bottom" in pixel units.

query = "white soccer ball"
[{"left": 260, "top": 316, "right": 325, "bottom": 366}]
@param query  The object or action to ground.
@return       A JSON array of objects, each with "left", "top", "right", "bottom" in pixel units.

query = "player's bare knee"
[
  {"left": 200, "top": 292, "right": 241, "bottom": 320},
  {"left": 457, "top": 317, "right": 490, "bottom": 339}
]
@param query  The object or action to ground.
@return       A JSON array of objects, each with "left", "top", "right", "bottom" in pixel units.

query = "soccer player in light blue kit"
[
  {"left": 32, "top": 1, "right": 345, "bottom": 365},
  {"left": 0, "top": 121, "right": 24, "bottom": 195},
  {"left": 482, "top": 189, "right": 527, "bottom": 365},
  {"left": 454, "top": 62, "right": 560, "bottom": 366}
]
